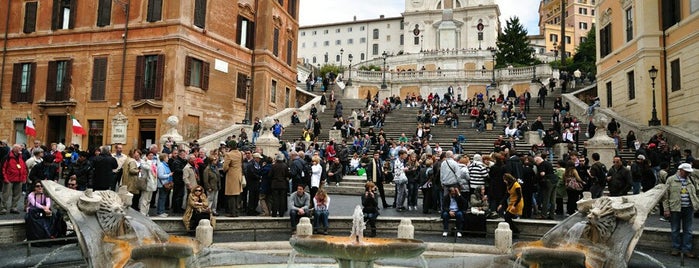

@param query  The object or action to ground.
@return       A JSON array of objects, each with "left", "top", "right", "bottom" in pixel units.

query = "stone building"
[
  {"left": 538, "top": 0, "right": 596, "bottom": 57},
  {"left": 0, "top": 0, "right": 299, "bottom": 150},
  {"left": 595, "top": 0, "right": 699, "bottom": 130}
]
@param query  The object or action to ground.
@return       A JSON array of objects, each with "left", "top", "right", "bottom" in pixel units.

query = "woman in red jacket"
[{"left": 2, "top": 144, "right": 28, "bottom": 214}]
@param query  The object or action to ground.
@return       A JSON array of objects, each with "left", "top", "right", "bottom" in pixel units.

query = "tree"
[
  {"left": 495, "top": 16, "right": 534, "bottom": 68},
  {"left": 571, "top": 25, "right": 597, "bottom": 77}
]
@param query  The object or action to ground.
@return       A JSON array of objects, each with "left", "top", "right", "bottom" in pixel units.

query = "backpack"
[{"left": 273, "top": 123, "right": 282, "bottom": 136}]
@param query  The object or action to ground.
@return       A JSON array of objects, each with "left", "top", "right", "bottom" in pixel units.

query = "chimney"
[
  {"left": 380, "top": 15, "right": 385, "bottom": 19},
  {"left": 354, "top": 16, "right": 357, "bottom": 21}
]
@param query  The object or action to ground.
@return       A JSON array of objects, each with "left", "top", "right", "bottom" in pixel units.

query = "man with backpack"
[
  {"left": 272, "top": 119, "right": 284, "bottom": 139},
  {"left": 589, "top": 153, "right": 607, "bottom": 198}
]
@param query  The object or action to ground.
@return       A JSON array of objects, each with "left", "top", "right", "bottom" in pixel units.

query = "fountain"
[
  {"left": 289, "top": 205, "right": 427, "bottom": 268},
  {"left": 512, "top": 184, "right": 668, "bottom": 268}
]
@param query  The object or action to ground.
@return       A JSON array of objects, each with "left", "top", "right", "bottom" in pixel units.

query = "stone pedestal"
[
  {"left": 554, "top": 143, "right": 569, "bottom": 162},
  {"left": 397, "top": 219, "right": 415, "bottom": 239},
  {"left": 196, "top": 219, "right": 213, "bottom": 247},
  {"left": 296, "top": 217, "right": 313, "bottom": 236},
  {"left": 525, "top": 131, "right": 543, "bottom": 146},
  {"left": 255, "top": 117, "right": 280, "bottom": 156},
  {"left": 495, "top": 222, "right": 512, "bottom": 252},
  {"left": 586, "top": 131, "right": 617, "bottom": 168},
  {"left": 160, "top": 115, "right": 187, "bottom": 151}
]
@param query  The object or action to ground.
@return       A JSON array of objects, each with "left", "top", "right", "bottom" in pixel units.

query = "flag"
[
  {"left": 25, "top": 116, "right": 36, "bottom": 136},
  {"left": 72, "top": 115, "right": 87, "bottom": 135}
]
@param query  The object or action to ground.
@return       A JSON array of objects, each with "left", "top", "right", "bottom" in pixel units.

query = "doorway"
[
  {"left": 139, "top": 119, "right": 157, "bottom": 150},
  {"left": 47, "top": 115, "right": 67, "bottom": 144}
]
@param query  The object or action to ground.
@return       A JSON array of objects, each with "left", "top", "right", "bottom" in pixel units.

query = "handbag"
[
  {"left": 241, "top": 175, "right": 247, "bottom": 188},
  {"left": 566, "top": 177, "right": 583, "bottom": 191},
  {"left": 135, "top": 170, "right": 148, "bottom": 191},
  {"left": 163, "top": 181, "right": 174, "bottom": 190}
]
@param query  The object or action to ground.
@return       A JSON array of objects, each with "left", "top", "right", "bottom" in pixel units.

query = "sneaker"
[
  {"left": 659, "top": 217, "right": 668, "bottom": 222},
  {"left": 335, "top": 183, "right": 340, "bottom": 186},
  {"left": 457, "top": 232, "right": 462, "bottom": 238},
  {"left": 442, "top": 232, "right": 448, "bottom": 237},
  {"left": 157, "top": 213, "right": 168, "bottom": 218},
  {"left": 0, "top": 209, "right": 7, "bottom": 215},
  {"left": 671, "top": 251, "right": 680, "bottom": 256}
]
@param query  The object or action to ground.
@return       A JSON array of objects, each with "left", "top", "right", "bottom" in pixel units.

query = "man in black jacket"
[
  {"left": 535, "top": 156, "right": 557, "bottom": 219},
  {"left": 441, "top": 187, "right": 468, "bottom": 237},
  {"left": 169, "top": 150, "right": 188, "bottom": 213},
  {"left": 607, "top": 156, "right": 632, "bottom": 196},
  {"left": 91, "top": 146, "right": 118, "bottom": 191},
  {"left": 245, "top": 153, "right": 263, "bottom": 215},
  {"left": 365, "top": 151, "right": 389, "bottom": 208}
]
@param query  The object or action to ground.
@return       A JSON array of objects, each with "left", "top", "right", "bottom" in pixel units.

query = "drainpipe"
[
  {"left": 662, "top": 29, "right": 669, "bottom": 125},
  {"left": 118, "top": 0, "right": 131, "bottom": 107},
  {"left": 0, "top": 0, "right": 12, "bottom": 109},
  {"left": 248, "top": 0, "right": 258, "bottom": 122}
]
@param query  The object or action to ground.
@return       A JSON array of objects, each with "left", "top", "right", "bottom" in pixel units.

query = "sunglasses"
[
  {"left": 35, "top": 185, "right": 42, "bottom": 188},
  {"left": 68, "top": 183, "right": 77, "bottom": 187},
  {"left": 194, "top": 189, "right": 203, "bottom": 192}
]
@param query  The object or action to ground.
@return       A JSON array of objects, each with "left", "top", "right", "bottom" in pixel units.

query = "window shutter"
[
  {"left": 194, "top": 0, "right": 207, "bottom": 28},
  {"left": 273, "top": 28, "right": 279, "bottom": 56},
  {"left": 154, "top": 54, "right": 165, "bottom": 100},
  {"left": 68, "top": 0, "right": 77, "bottom": 29},
  {"left": 63, "top": 60, "right": 73, "bottom": 100},
  {"left": 11, "top": 64, "right": 21, "bottom": 103},
  {"left": 247, "top": 20, "right": 255, "bottom": 49},
  {"left": 134, "top": 56, "right": 145, "bottom": 100},
  {"left": 97, "top": 0, "right": 112, "bottom": 27},
  {"left": 29, "top": 63, "right": 36, "bottom": 103},
  {"left": 24, "top": 2, "right": 38, "bottom": 33},
  {"left": 46, "top": 61, "right": 58, "bottom": 101},
  {"left": 51, "top": 0, "right": 61, "bottom": 30},
  {"left": 184, "top": 57, "right": 192, "bottom": 86},
  {"left": 201, "top": 61, "right": 209, "bottom": 90},
  {"left": 236, "top": 16, "right": 243, "bottom": 44},
  {"left": 147, "top": 0, "right": 162, "bottom": 22},
  {"left": 92, "top": 58, "right": 107, "bottom": 100}
]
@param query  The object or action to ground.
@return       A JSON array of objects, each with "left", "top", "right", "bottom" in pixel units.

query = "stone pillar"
[
  {"left": 255, "top": 117, "right": 280, "bottom": 157},
  {"left": 586, "top": 130, "right": 617, "bottom": 168},
  {"left": 296, "top": 217, "right": 313, "bottom": 236},
  {"left": 397, "top": 219, "right": 415, "bottom": 239},
  {"left": 494, "top": 222, "right": 512, "bottom": 252},
  {"left": 196, "top": 219, "right": 213, "bottom": 247},
  {"left": 525, "top": 131, "right": 543, "bottom": 146},
  {"left": 160, "top": 115, "right": 187, "bottom": 151},
  {"left": 554, "top": 143, "right": 569, "bottom": 161}
]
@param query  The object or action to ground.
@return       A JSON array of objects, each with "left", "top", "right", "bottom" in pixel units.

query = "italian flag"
[
  {"left": 72, "top": 115, "right": 87, "bottom": 135},
  {"left": 25, "top": 116, "right": 36, "bottom": 136}
]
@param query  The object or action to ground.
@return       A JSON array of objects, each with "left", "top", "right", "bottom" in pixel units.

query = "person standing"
[
  {"left": 365, "top": 151, "right": 389, "bottom": 208},
  {"left": 607, "top": 156, "right": 632, "bottom": 196},
  {"left": 223, "top": 141, "right": 244, "bottom": 217},
  {"left": 112, "top": 144, "right": 127, "bottom": 191},
  {"left": 270, "top": 154, "right": 290, "bottom": 217},
  {"left": 362, "top": 181, "right": 380, "bottom": 237},
  {"left": 92, "top": 146, "right": 118, "bottom": 191},
  {"left": 244, "top": 153, "right": 263, "bottom": 216},
  {"left": 202, "top": 155, "right": 221, "bottom": 216},
  {"left": 662, "top": 163, "right": 699, "bottom": 258},
  {"left": 537, "top": 87, "right": 548, "bottom": 108},
  {"left": 589, "top": 153, "right": 607, "bottom": 198},
  {"left": 535, "top": 156, "right": 557, "bottom": 219},
  {"left": 499, "top": 173, "right": 523, "bottom": 235},
  {"left": 1, "top": 144, "right": 27, "bottom": 214}
]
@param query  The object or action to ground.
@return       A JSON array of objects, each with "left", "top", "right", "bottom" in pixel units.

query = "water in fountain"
[
  {"left": 350, "top": 205, "right": 366, "bottom": 243},
  {"left": 565, "top": 222, "right": 587, "bottom": 245},
  {"left": 419, "top": 255, "right": 429, "bottom": 268},
  {"left": 287, "top": 249, "right": 298, "bottom": 268}
]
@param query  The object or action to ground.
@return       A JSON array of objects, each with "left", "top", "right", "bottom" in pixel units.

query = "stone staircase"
[{"left": 282, "top": 95, "right": 367, "bottom": 142}]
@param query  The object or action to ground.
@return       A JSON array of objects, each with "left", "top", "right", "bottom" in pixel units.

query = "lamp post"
[
  {"left": 243, "top": 76, "right": 252, "bottom": 124},
  {"left": 340, "top": 48, "right": 344, "bottom": 70},
  {"left": 648, "top": 66, "right": 661, "bottom": 126},
  {"left": 347, "top": 54, "right": 353, "bottom": 86},
  {"left": 381, "top": 51, "right": 388, "bottom": 89},
  {"left": 531, "top": 51, "right": 537, "bottom": 82},
  {"left": 552, "top": 42, "right": 558, "bottom": 64},
  {"left": 489, "top": 48, "right": 497, "bottom": 97}
]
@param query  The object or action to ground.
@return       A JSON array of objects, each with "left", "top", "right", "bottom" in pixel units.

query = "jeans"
[
  {"left": 671, "top": 207, "right": 694, "bottom": 253},
  {"left": 0, "top": 182, "right": 22, "bottom": 211},
  {"left": 314, "top": 210, "right": 329, "bottom": 231},
  {"left": 156, "top": 187, "right": 169, "bottom": 215},
  {"left": 290, "top": 209, "right": 309, "bottom": 230},
  {"left": 632, "top": 181, "right": 641, "bottom": 195},
  {"left": 540, "top": 180, "right": 556, "bottom": 218},
  {"left": 441, "top": 210, "right": 464, "bottom": 231},
  {"left": 395, "top": 182, "right": 407, "bottom": 209},
  {"left": 503, "top": 211, "right": 520, "bottom": 233},
  {"left": 407, "top": 182, "right": 419, "bottom": 207},
  {"left": 252, "top": 131, "right": 260, "bottom": 144}
]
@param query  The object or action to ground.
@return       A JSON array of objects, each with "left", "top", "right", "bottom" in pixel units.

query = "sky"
[{"left": 299, "top": 0, "right": 542, "bottom": 35}]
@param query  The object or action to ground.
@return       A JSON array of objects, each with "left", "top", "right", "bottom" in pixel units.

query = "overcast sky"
[{"left": 299, "top": 0, "right": 541, "bottom": 35}]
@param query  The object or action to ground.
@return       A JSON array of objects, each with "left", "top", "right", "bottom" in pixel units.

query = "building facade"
[
  {"left": 298, "top": 0, "right": 500, "bottom": 67},
  {"left": 0, "top": 0, "right": 299, "bottom": 150},
  {"left": 595, "top": 0, "right": 699, "bottom": 131},
  {"left": 538, "top": 0, "right": 596, "bottom": 57}
]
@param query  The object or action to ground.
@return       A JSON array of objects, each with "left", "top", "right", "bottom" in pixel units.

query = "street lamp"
[
  {"left": 532, "top": 51, "right": 537, "bottom": 82},
  {"left": 347, "top": 53, "right": 353, "bottom": 86},
  {"left": 552, "top": 42, "right": 558, "bottom": 63},
  {"left": 490, "top": 48, "right": 497, "bottom": 87},
  {"left": 340, "top": 48, "right": 344, "bottom": 70},
  {"left": 648, "top": 66, "right": 661, "bottom": 126},
  {"left": 243, "top": 76, "right": 252, "bottom": 124},
  {"left": 381, "top": 51, "right": 388, "bottom": 89}
]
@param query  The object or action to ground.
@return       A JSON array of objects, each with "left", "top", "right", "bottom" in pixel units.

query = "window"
[
  {"left": 301, "top": 32, "right": 305, "bottom": 36},
  {"left": 10, "top": 62, "right": 36, "bottom": 103},
  {"left": 286, "top": 40, "right": 293, "bottom": 66},
  {"left": 312, "top": 56, "right": 316, "bottom": 63},
  {"left": 671, "top": 59, "right": 681, "bottom": 91},
  {"left": 194, "top": 0, "right": 207, "bottom": 28},
  {"left": 277, "top": 0, "right": 283, "bottom": 5},
  {"left": 87, "top": 120, "right": 104, "bottom": 150},
  {"left": 580, "top": 37, "right": 587, "bottom": 43},
  {"left": 693, "top": 0, "right": 699, "bottom": 14},
  {"left": 285, "top": 87, "right": 290, "bottom": 107},
  {"left": 400, "top": 34, "right": 404, "bottom": 45},
  {"left": 565, "top": 36, "right": 571, "bottom": 44},
  {"left": 46, "top": 60, "right": 72, "bottom": 101},
  {"left": 52, "top": 0, "right": 76, "bottom": 30},
  {"left": 312, "top": 30, "right": 317, "bottom": 35},
  {"left": 288, "top": 0, "right": 297, "bottom": 19},
  {"left": 323, "top": 41, "right": 329, "bottom": 46},
  {"left": 372, "top": 44, "right": 379, "bottom": 55},
  {"left": 606, "top": 81, "right": 613, "bottom": 107},
  {"left": 549, "top": 34, "right": 558, "bottom": 42},
  {"left": 91, "top": 58, "right": 108, "bottom": 100},
  {"left": 313, "top": 41, "right": 317, "bottom": 47},
  {"left": 625, "top": 7, "right": 633, "bottom": 42},
  {"left": 347, "top": 39, "right": 353, "bottom": 44},
  {"left": 579, "top": 22, "right": 588, "bottom": 29},
  {"left": 348, "top": 27, "right": 352, "bottom": 32},
  {"left": 324, "top": 53, "right": 328, "bottom": 63},
  {"left": 237, "top": 16, "right": 255, "bottom": 49},
  {"left": 627, "top": 71, "right": 635, "bottom": 100},
  {"left": 373, "top": 29, "right": 379, "bottom": 39},
  {"left": 134, "top": 55, "right": 164, "bottom": 100},
  {"left": 662, "top": 0, "right": 681, "bottom": 30},
  {"left": 414, "top": 36, "right": 419, "bottom": 45},
  {"left": 324, "top": 29, "right": 328, "bottom": 34},
  {"left": 360, "top": 26, "right": 365, "bottom": 31},
  {"left": 301, "top": 42, "right": 305, "bottom": 48},
  {"left": 185, "top": 56, "right": 209, "bottom": 90},
  {"left": 360, "top": 37, "right": 366, "bottom": 43},
  {"left": 386, "top": 35, "right": 391, "bottom": 41},
  {"left": 271, "top": 80, "right": 277, "bottom": 103},
  {"left": 336, "top": 55, "right": 340, "bottom": 62},
  {"left": 335, "top": 28, "right": 340, "bottom": 33},
  {"left": 599, "top": 24, "right": 612, "bottom": 57},
  {"left": 335, "top": 40, "right": 341, "bottom": 45},
  {"left": 147, "top": 0, "right": 163, "bottom": 22},
  {"left": 23, "top": 2, "right": 37, "bottom": 33},
  {"left": 360, "top": 53, "right": 365, "bottom": 61},
  {"left": 578, "top": 8, "right": 587, "bottom": 15},
  {"left": 387, "top": 23, "right": 390, "bottom": 28},
  {"left": 591, "top": 9, "right": 595, "bottom": 16},
  {"left": 97, "top": 0, "right": 112, "bottom": 27},
  {"left": 273, "top": 28, "right": 280, "bottom": 56},
  {"left": 236, "top": 73, "right": 249, "bottom": 99}
]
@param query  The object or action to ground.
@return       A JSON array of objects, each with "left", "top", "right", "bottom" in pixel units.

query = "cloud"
[{"left": 299, "top": 0, "right": 540, "bottom": 34}]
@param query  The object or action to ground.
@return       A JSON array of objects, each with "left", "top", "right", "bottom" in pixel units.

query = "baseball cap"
[
  {"left": 637, "top": 155, "right": 646, "bottom": 160},
  {"left": 678, "top": 163, "right": 694, "bottom": 173},
  {"left": 252, "top": 153, "right": 262, "bottom": 159}
]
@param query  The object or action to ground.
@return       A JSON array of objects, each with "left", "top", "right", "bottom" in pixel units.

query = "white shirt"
[{"left": 311, "top": 163, "right": 322, "bottom": 187}]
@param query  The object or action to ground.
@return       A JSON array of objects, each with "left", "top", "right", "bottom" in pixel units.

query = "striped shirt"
[
  {"left": 468, "top": 161, "right": 489, "bottom": 191},
  {"left": 680, "top": 177, "right": 691, "bottom": 208}
]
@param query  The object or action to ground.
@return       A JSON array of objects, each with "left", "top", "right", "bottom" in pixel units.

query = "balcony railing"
[{"left": 351, "top": 65, "right": 551, "bottom": 84}]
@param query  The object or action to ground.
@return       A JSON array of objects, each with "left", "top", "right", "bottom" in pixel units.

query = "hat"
[
  {"left": 637, "top": 155, "right": 646, "bottom": 160},
  {"left": 473, "top": 154, "right": 483, "bottom": 162},
  {"left": 220, "top": 141, "right": 226, "bottom": 145},
  {"left": 648, "top": 143, "right": 657, "bottom": 149},
  {"left": 252, "top": 153, "right": 262, "bottom": 158},
  {"left": 679, "top": 163, "right": 694, "bottom": 173},
  {"left": 227, "top": 140, "right": 237, "bottom": 149},
  {"left": 275, "top": 153, "right": 285, "bottom": 161}
]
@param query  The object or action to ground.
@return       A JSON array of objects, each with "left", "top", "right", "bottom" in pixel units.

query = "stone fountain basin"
[{"left": 289, "top": 235, "right": 427, "bottom": 262}]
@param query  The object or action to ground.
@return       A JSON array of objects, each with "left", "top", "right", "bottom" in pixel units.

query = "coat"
[
  {"left": 662, "top": 173, "right": 699, "bottom": 212},
  {"left": 2, "top": 150, "right": 27, "bottom": 183},
  {"left": 121, "top": 157, "right": 141, "bottom": 194},
  {"left": 183, "top": 163, "right": 199, "bottom": 190},
  {"left": 92, "top": 153, "right": 118, "bottom": 190},
  {"left": 223, "top": 149, "right": 244, "bottom": 195},
  {"left": 202, "top": 164, "right": 220, "bottom": 192},
  {"left": 182, "top": 191, "right": 215, "bottom": 231}
]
